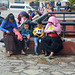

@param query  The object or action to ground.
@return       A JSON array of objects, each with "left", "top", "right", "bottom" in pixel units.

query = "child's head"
[
  {"left": 24, "top": 23, "right": 29, "bottom": 30},
  {"left": 37, "top": 20, "right": 42, "bottom": 28}
]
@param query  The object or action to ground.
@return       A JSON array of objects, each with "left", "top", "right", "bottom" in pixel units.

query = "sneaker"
[
  {"left": 34, "top": 53, "right": 39, "bottom": 56},
  {"left": 27, "top": 47, "right": 29, "bottom": 50},
  {"left": 48, "top": 57, "right": 52, "bottom": 60}
]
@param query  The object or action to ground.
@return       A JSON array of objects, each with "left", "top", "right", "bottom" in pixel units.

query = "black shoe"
[{"left": 0, "top": 38, "right": 4, "bottom": 43}]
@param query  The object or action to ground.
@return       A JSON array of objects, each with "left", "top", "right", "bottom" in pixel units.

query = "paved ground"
[
  {"left": 0, "top": 45, "right": 75, "bottom": 75},
  {"left": 0, "top": 31, "right": 75, "bottom": 75}
]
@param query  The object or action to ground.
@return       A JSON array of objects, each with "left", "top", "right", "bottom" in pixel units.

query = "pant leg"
[
  {"left": 39, "top": 38, "right": 41, "bottom": 43},
  {"left": 24, "top": 38, "right": 27, "bottom": 48},
  {"left": 57, "top": 6, "right": 59, "bottom": 11},
  {"left": 59, "top": 6, "right": 60, "bottom": 11},
  {"left": 27, "top": 39, "right": 30, "bottom": 47},
  {"left": 34, "top": 37, "right": 39, "bottom": 53}
]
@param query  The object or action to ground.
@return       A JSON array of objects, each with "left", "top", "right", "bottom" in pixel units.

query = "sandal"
[
  {"left": 44, "top": 54, "right": 48, "bottom": 56},
  {"left": 48, "top": 57, "right": 52, "bottom": 60}
]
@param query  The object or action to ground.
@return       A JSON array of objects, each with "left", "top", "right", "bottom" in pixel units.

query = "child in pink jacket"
[{"left": 39, "top": 16, "right": 63, "bottom": 59}]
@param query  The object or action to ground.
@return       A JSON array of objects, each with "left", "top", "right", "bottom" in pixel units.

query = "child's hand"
[
  {"left": 38, "top": 36, "right": 40, "bottom": 38},
  {"left": 35, "top": 34, "right": 39, "bottom": 37},
  {"left": 27, "top": 35, "right": 30, "bottom": 39}
]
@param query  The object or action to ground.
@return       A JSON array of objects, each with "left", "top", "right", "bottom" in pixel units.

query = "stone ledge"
[{"left": 28, "top": 38, "right": 75, "bottom": 55}]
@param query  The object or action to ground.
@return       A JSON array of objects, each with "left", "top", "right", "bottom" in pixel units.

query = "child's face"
[
  {"left": 37, "top": 24, "right": 42, "bottom": 28},
  {"left": 24, "top": 24, "right": 29, "bottom": 30}
]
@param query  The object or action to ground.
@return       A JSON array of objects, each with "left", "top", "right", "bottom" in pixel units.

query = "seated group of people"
[
  {"left": 0, "top": 12, "right": 63, "bottom": 60},
  {"left": 16, "top": 10, "right": 42, "bottom": 27}
]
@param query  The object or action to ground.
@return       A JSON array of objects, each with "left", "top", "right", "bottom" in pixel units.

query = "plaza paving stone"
[{"left": 0, "top": 46, "right": 75, "bottom": 75}]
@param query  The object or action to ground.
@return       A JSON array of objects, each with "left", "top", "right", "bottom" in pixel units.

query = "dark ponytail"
[{"left": 5, "top": 13, "right": 15, "bottom": 25}]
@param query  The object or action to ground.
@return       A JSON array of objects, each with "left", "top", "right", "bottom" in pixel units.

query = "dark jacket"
[
  {"left": 21, "top": 29, "right": 31, "bottom": 38},
  {"left": 56, "top": 2, "right": 61, "bottom": 6}
]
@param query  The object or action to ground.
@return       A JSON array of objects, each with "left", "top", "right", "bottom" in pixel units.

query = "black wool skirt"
[
  {"left": 39, "top": 36, "right": 63, "bottom": 53},
  {"left": 4, "top": 32, "right": 24, "bottom": 54}
]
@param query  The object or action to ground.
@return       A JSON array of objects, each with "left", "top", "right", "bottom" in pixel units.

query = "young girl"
[{"left": 39, "top": 16, "right": 63, "bottom": 59}]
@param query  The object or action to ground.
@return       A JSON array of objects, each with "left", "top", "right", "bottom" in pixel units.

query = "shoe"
[
  {"left": 44, "top": 54, "right": 48, "bottom": 56},
  {"left": 48, "top": 57, "right": 52, "bottom": 60},
  {"left": 27, "top": 47, "right": 29, "bottom": 50},
  {"left": 34, "top": 53, "right": 39, "bottom": 56}
]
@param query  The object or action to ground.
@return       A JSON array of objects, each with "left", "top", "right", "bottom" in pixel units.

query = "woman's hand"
[
  {"left": 53, "top": 30, "right": 56, "bottom": 33},
  {"left": 6, "top": 31, "right": 10, "bottom": 34}
]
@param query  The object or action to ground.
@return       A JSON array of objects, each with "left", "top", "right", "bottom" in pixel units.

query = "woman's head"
[
  {"left": 22, "top": 13, "right": 29, "bottom": 20},
  {"left": 48, "top": 16, "right": 59, "bottom": 26},
  {"left": 20, "top": 11, "right": 26, "bottom": 17},
  {"left": 5, "top": 13, "right": 15, "bottom": 23}
]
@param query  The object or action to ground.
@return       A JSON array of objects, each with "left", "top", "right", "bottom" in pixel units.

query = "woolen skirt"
[
  {"left": 39, "top": 36, "right": 63, "bottom": 53},
  {"left": 4, "top": 32, "right": 24, "bottom": 54}
]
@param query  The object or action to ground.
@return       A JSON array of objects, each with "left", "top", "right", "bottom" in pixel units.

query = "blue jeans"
[
  {"left": 34, "top": 37, "right": 41, "bottom": 53},
  {"left": 57, "top": 6, "right": 60, "bottom": 12}
]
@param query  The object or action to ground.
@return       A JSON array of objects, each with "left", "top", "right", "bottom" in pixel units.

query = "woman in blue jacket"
[{"left": 0, "top": 13, "right": 26, "bottom": 57}]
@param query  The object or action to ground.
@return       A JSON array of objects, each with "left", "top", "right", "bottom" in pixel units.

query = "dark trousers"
[{"left": 24, "top": 38, "right": 30, "bottom": 48}]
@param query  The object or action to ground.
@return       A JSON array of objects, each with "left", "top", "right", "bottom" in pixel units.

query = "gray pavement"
[{"left": 0, "top": 46, "right": 75, "bottom": 75}]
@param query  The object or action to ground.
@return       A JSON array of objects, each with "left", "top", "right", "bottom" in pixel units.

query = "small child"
[
  {"left": 33, "top": 20, "right": 44, "bottom": 55},
  {"left": 21, "top": 23, "right": 31, "bottom": 50}
]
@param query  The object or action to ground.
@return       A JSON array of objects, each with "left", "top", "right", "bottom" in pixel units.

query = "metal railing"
[{"left": 30, "top": 12, "right": 75, "bottom": 37}]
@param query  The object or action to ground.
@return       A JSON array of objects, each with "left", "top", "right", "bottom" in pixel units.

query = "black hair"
[
  {"left": 37, "top": 20, "right": 42, "bottom": 24},
  {"left": 28, "top": 10, "right": 32, "bottom": 13},
  {"left": 22, "top": 13, "right": 29, "bottom": 19},
  {"left": 24, "top": 22, "right": 29, "bottom": 25},
  {"left": 5, "top": 13, "right": 15, "bottom": 25}
]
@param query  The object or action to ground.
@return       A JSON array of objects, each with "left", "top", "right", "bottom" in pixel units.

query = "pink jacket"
[
  {"left": 13, "top": 28, "right": 23, "bottom": 41},
  {"left": 44, "top": 16, "right": 61, "bottom": 35}
]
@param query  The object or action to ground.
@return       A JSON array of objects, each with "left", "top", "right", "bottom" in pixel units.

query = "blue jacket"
[
  {"left": 21, "top": 29, "right": 31, "bottom": 39},
  {"left": 30, "top": 11, "right": 35, "bottom": 18},
  {"left": 0, "top": 20, "right": 17, "bottom": 32}
]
